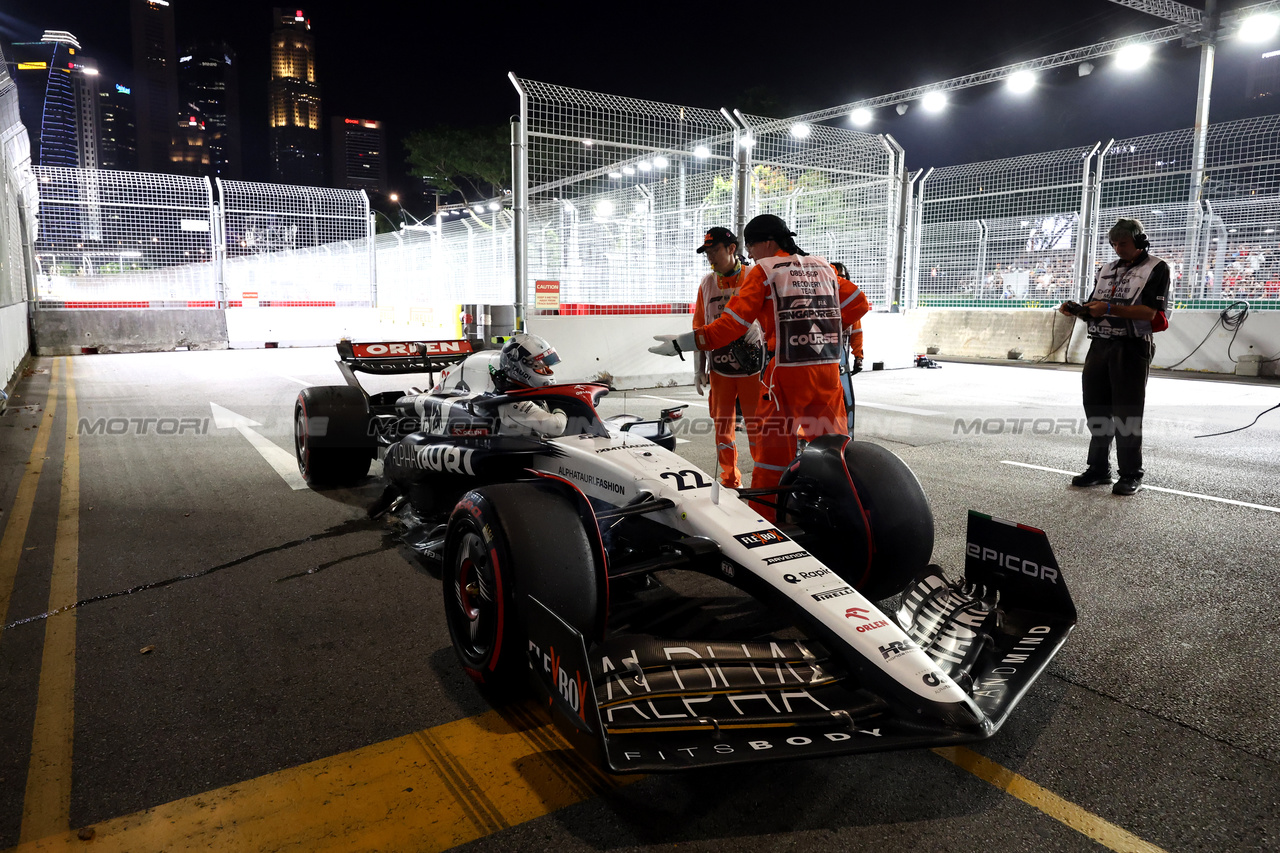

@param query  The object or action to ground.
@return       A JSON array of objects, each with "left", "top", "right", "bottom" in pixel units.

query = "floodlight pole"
[
  {"left": 720, "top": 108, "right": 750, "bottom": 239},
  {"left": 1184, "top": 0, "right": 1219, "bottom": 299}
]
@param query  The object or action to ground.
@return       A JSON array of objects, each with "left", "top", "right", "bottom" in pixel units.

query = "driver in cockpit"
[{"left": 490, "top": 332, "right": 569, "bottom": 438}]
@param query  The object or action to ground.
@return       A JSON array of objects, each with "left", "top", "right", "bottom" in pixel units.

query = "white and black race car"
[{"left": 294, "top": 338, "right": 1077, "bottom": 772}]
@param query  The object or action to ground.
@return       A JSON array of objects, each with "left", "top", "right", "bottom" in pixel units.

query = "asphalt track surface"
[{"left": 1, "top": 348, "right": 1278, "bottom": 852}]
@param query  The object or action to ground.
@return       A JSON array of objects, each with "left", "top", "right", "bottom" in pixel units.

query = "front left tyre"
[{"left": 443, "top": 481, "right": 603, "bottom": 696}]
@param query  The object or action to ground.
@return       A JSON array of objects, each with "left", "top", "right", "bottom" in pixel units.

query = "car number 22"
[{"left": 660, "top": 469, "right": 713, "bottom": 491}]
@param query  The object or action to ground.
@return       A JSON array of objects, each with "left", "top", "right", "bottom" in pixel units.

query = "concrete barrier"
[
  {"left": 31, "top": 309, "right": 228, "bottom": 355},
  {"left": 908, "top": 307, "right": 1280, "bottom": 377},
  {"left": 26, "top": 305, "right": 1279, "bottom": 382}
]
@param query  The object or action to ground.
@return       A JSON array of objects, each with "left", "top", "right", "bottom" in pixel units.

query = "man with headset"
[{"left": 1059, "top": 217, "right": 1169, "bottom": 496}]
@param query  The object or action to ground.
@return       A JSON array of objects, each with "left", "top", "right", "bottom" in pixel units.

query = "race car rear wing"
[{"left": 334, "top": 338, "right": 483, "bottom": 388}]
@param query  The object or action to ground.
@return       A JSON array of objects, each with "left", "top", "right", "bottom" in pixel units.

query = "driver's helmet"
[{"left": 496, "top": 332, "right": 561, "bottom": 389}]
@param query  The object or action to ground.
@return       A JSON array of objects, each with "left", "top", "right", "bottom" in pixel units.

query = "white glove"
[
  {"left": 694, "top": 351, "right": 707, "bottom": 396},
  {"left": 649, "top": 330, "right": 697, "bottom": 358}
]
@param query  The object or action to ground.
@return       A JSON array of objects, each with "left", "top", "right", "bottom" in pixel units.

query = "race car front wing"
[{"left": 524, "top": 510, "right": 1076, "bottom": 772}]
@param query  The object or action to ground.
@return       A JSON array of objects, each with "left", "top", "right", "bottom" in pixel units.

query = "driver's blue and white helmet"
[{"left": 498, "top": 332, "right": 561, "bottom": 389}]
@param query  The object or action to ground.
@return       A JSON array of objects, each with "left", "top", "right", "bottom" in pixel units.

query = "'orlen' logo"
[
  {"left": 845, "top": 607, "right": 871, "bottom": 620},
  {"left": 734, "top": 528, "right": 789, "bottom": 549},
  {"left": 351, "top": 340, "right": 472, "bottom": 358},
  {"left": 966, "top": 542, "right": 1059, "bottom": 584}
]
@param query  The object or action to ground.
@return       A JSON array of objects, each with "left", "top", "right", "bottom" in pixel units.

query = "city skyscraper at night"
[
  {"left": 9, "top": 31, "right": 100, "bottom": 169},
  {"left": 269, "top": 7, "right": 323, "bottom": 185},
  {"left": 129, "top": 0, "right": 179, "bottom": 173},
  {"left": 330, "top": 117, "right": 386, "bottom": 193},
  {"left": 177, "top": 41, "right": 242, "bottom": 179},
  {"left": 97, "top": 83, "right": 138, "bottom": 171}
]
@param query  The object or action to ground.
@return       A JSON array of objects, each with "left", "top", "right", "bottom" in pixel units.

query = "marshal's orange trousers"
[
  {"left": 747, "top": 362, "right": 848, "bottom": 521},
  {"left": 708, "top": 372, "right": 761, "bottom": 488}
]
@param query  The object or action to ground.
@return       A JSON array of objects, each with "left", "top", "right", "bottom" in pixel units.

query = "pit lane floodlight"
[
  {"left": 693, "top": 145, "right": 710, "bottom": 158},
  {"left": 1007, "top": 70, "right": 1036, "bottom": 93},
  {"left": 1239, "top": 13, "right": 1280, "bottom": 43},
  {"left": 850, "top": 107, "right": 872, "bottom": 127},
  {"left": 653, "top": 156, "right": 669, "bottom": 169},
  {"left": 790, "top": 122, "right": 812, "bottom": 139},
  {"left": 1115, "top": 43, "right": 1151, "bottom": 69},
  {"left": 921, "top": 91, "right": 947, "bottom": 112}
]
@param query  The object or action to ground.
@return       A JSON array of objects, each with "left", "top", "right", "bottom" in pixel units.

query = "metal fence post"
[
  {"left": 1085, "top": 140, "right": 1113, "bottom": 303},
  {"left": 1073, "top": 143, "right": 1101, "bottom": 305},
  {"left": 508, "top": 74, "right": 529, "bottom": 331}
]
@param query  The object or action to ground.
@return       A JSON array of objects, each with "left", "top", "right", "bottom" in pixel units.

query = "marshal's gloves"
[
  {"left": 852, "top": 356, "right": 864, "bottom": 375},
  {"left": 694, "top": 351, "right": 707, "bottom": 396},
  {"left": 649, "top": 330, "right": 697, "bottom": 359}
]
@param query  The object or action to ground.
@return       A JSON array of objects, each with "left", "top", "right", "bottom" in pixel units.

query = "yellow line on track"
[
  {"left": 21, "top": 358, "right": 79, "bottom": 843},
  {"left": 0, "top": 359, "right": 60, "bottom": 627},
  {"left": 933, "top": 746, "right": 1168, "bottom": 853},
  {"left": 7, "top": 702, "right": 642, "bottom": 853}
]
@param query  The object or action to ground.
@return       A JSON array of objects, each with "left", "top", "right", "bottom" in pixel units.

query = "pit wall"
[{"left": 907, "top": 308, "right": 1280, "bottom": 376}]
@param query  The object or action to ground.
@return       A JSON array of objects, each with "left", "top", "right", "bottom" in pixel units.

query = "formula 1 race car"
[{"left": 294, "top": 338, "right": 1077, "bottom": 772}]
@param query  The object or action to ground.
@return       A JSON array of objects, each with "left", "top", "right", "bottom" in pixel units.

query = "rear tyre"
[
  {"left": 443, "top": 482, "right": 602, "bottom": 697},
  {"left": 779, "top": 435, "right": 933, "bottom": 601},
  {"left": 294, "top": 386, "right": 373, "bottom": 487}
]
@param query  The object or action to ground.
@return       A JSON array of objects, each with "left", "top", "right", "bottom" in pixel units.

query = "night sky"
[{"left": 3, "top": 1, "right": 1277, "bottom": 210}]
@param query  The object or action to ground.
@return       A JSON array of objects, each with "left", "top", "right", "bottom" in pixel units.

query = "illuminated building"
[
  {"left": 269, "top": 7, "right": 323, "bottom": 185},
  {"left": 176, "top": 41, "right": 242, "bottom": 178},
  {"left": 129, "top": 0, "right": 179, "bottom": 173},
  {"left": 331, "top": 117, "right": 386, "bottom": 193},
  {"left": 9, "top": 31, "right": 99, "bottom": 169},
  {"left": 97, "top": 83, "right": 138, "bottom": 171}
]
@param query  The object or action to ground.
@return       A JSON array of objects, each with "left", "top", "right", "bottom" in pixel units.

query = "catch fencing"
[
  {"left": 909, "top": 113, "right": 1280, "bottom": 310},
  {"left": 28, "top": 169, "right": 372, "bottom": 308},
  {"left": 514, "top": 77, "right": 901, "bottom": 313},
  {"left": 17, "top": 87, "right": 1280, "bottom": 318},
  {"left": 1095, "top": 114, "right": 1280, "bottom": 306},
  {"left": 913, "top": 146, "right": 1096, "bottom": 309}
]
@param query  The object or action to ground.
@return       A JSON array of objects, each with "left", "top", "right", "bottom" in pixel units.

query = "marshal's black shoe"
[
  {"left": 1112, "top": 477, "right": 1142, "bottom": 496},
  {"left": 1071, "top": 469, "right": 1113, "bottom": 487}
]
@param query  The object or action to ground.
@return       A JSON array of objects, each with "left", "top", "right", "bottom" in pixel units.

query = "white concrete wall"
[
  {"left": 526, "top": 312, "right": 920, "bottom": 389},
  {"left": 1, "top": 301, "right": 29, "bottom": 395},
  {"left": 908, "top": 308, "right": 1280, "bottom": 377}
]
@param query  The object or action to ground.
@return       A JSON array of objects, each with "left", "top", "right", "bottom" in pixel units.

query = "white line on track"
[
  {"left": 858, "top": 401, "right": 943, "bottom": 416},
  {"left": 634, "top": 394, "right": 709, "bottom": 409},
  {"left": 1002, "top": 460, "right": 1280, "bottom": 514},
  {"left": 277, "top": 374, "right": 312, "bottom": 386}
]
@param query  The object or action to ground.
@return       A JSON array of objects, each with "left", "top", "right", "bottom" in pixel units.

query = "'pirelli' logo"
[{"left": 812, "top": 587, "right": 855, "bottom": 602}]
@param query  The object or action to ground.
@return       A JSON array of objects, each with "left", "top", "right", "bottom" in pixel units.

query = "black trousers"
[{"left": 1082, "top": 336, "right": 1154, "bottom": 478}]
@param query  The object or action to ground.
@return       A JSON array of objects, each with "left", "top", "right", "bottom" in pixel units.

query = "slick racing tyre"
[
  {"left": 779, "top": 435, "right": 933, "bottom": 601},
  {"left": 443, "top": 482, "right": 603, "bottom": 697},
  {"left": 294, "top": 386, "right": 374, "bottom": 487}
]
